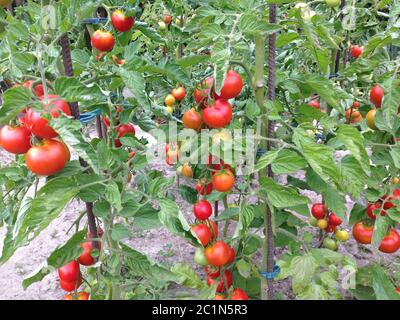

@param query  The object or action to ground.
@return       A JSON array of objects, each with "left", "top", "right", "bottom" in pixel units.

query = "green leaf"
[
  {"left": 50, "top": 117, "right": 100, "bottom": 174},
  {"left": 171, "top": 263, "right": 208, "bottom": 290},
  {"left": 239, "top": 14, "right": 280, "bottom": 35},
  {"left": 134, "top": 21, "right": 165, "bottom": 43},
  {"left": 0, "top": 177, "right": 78, "bottom": 264},
  {"left": 54, "top": 77, "right": 104, "bottom": 102},
  {"left": 339, "top": 155, "right": 368, "bottom": 198},
  {"left": 336, "top": 125, "right": 370, "bottom": 175},
  {"left": 105, "top": 181, "right": 122, "bottom": 212},
  {"left": 111, "top": 223, "right": 130, "bottom": 241},
  {"left": 149, "top": 176, "right": 175, "bottom": 198},
  {"left": 289, "top": 254, "right": 319, "bottom": 294},
  {"left": 236, "top": 259, "right": 252, "bottom": 278},
  {"left": 178, "top": 185, "right": 198, "bottom": 204},
  {"left": 259, "top": 177, "right": 309, "bottom": 208},
  {"left": 371, "top": 216, "right": 390, "bottom": 249},
  {"left": 371, "top": 264, "right": 400, "bottom": 300},
  {"left": 233, "top": 203, "right": 255, "bottom": 238},
  {"left": 272, "top": 149, "right": 307, "bottom": 174},
  {"left": 253, "top": 150, "right": 279, "bottom": 172},
  {"left": 214, "top": 207, "right": 239, "bottom": 222},
  {"left": 119, "top": 69, "right": 150, "bottom": 110},
  {"left": 0, "top": 87, "right": 32, "bottom": 124}
]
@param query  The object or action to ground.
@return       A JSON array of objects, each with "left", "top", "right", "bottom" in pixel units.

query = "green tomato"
[
  {"left": 176, "top": 165, "right": 183, "bottom": 175},
  {"left": 310, "top": 217, "right": 318, "bottom": 227},
  {"left": 158, "top": 21, "right": 167, "bottom": 30},
  {"left": 194, "top": 248, "right": 207, "bottom": 266},
  {"left": 325, "top": 0, "right": 341, "bottom": 8},
  {"left": 176, "top": 18, "right": 182, "bottom": 27},
  {"left": 323, "top": 238, "right": 338, "bottom": 251}
]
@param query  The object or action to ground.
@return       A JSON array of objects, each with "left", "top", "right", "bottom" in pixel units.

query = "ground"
[{"left": 0, "top": 128, "right": 398, "bottom": 300}]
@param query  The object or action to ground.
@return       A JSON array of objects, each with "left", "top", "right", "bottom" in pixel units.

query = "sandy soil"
[{"left": 0, "top": 128, "right": 398, "bottom": 300}]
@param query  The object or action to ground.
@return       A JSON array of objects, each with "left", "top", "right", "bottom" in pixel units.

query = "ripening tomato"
[
  {"left": 202, "top": 99, "right": 233, "bottom": 129},
  {"left": 205, "top": 240, "right": 231, "bottom": 267},
  {"left": 196, "top": 179, "right": 213, "bottom": 195},
  {"left": 231, "top": 288, "right": 249, "bottom": 300},
  {"left": 366, "top": 109, "right": 377, "bottom": 130},
  {"left": 351, "top": 45, "right": 364, "bottom": 59},
  {"left": 328, "top": 213, "right": 342, "bottom": 226},
  {"left": 164, "top": 94, "right": 176, "bottom": 106},
  {"left": 182, "top": 163, "right": 193, "bottom": 177},
  {"left": 212, "top": 169, "right": 235, "bottom": 192},
  {"left": 78, "top": 240, "right": 101, "bottom": 266},
  {"left": 194, "top": 77, "right": 216, "bottom": 107},
  {"left": 182, "top": 108, "right": 203, "bottom": 131},
  {"left": 366, "top": 202, "right": 382, "bottom": 220},
  {"left": 165, "top": 143, "right": 180, "bottom": 165},
  {"left": 114, "top": 123, "right": 135, "bottom": 147},
  {"left": 370, "top": 84, "right": 384, "bottom": 108},
  {"left": 207, "top": 269, "right": 232, "bottom": 293},
  {"left": 379, "top": 229, "right": 400, "bottom": 254},
  {"left": 63, "top": 291, "right": 89, "bottom": 300},
  {"left": 308, "top": 100, "right": 320, "bottom": 109},
  {"left": 0, "top": 125, "right": 31, "bottom": 154},
  {"left": 164, "top": 15, "right": 172, "bottom": 24},
  {"left": 111, "top": 10, "right": 134, "bottom": 32},
  {"left": 335, "top": 229, "right": 349, "bottom": 242},
  {"left": 171, "top": 87, "right": 186, "bottom": 100},
  {"left": 60, "top": 276, "right": 83, "bottom": 292},
  {"left": 192, "top": 223, "right": 212, "bottom": 246},
  {"left": 91, "top": 30, "right": 115, "bottom": 52},
  {"left": 311, "top": 203, "right": 327, "bottom": 219},
  {"left": 219, "top": 70, "right": 243, "bottom": 100},
  {"left": 193, "top": 200, "right": 213, "bottom": 220},
  {"left": 58, "top": 260, "right": 80, "bottom": 283},
  {"left": 352, "top": 222, "right": 373, "bottom": 244},
  {"left": 23, "top": 80, "right": 44, "bottom": 96},
  {"left": 325, "top": 0, "right": 341, "bottom": 7},
  {"left": 345, "top": 109, "right": 362, "bottom": 123},
  {"left": 194, "top": 247, "right": 208, "bottom": 266},
  {"left": 26, "top": 139, "right": 70, "bottom": 176},
  {"left": 214, "top": 294, "right": 225, "bottom": 300},
  {"left": 316, "top": 219, "right": 328, "bottom": 230}
]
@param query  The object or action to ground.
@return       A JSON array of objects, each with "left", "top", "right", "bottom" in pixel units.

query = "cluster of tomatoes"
[
  {"left": 58, "top": 228, "right": 103, "bottom": 300},
  {"left": 310, "top": 203, "right": 349, "bottom": 250},
  {"left": 164, "top": 86, "right": 186, "bottom": 113},
  {"left": 190, "top": 207, "right": 248, "bottom": 300},
  {"left": 355, "top": 189, "right": 400, "bottom": 254},
  {"left": 0, "top": 81, "right": 71, "bottom": 176}
]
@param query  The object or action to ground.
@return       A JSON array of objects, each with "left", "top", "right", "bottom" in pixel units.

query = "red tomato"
[
  {"left": 370, "top": 84, "right": 384, "bottom": 108},
  {"left": 205, "top": 265, "right": 220, "bottom": 277},
  {"left": 60, "top": 276, "right": 82, "bottom": 292},
  {"left": 25, "top": 139, "right": 70, "bottom": 176},
  {"left": 114, "top": 123, "right": 135, "bottom": 148},
  {"left": 328, "top": 213, "right": 342, "bottom": 226},
  {"left": 311, "top": 203, "right": 327, "bottom": 219},
  {"left": 111, "top": 10, "right": 134, "bottom": 32},
  {"left": 193, "top": 200, "right": 213, "bottom": 220},
  {"left": 91, "top": 30, "right": 115, "bottom": 52},
  {"left": 112, "top": 55, "right": 125, "bottom": 65},
  {"left": 205, "top": 240, "right": 230, "bottom": 267},
  {"left": 351, "top": 45, "right": 364, "bottom": 59},
  {"left": 352, "top": 101, "right": 360, "bottom": 108},
  {"left": 78, "top": 240, "right": 101, "bottom": 266},
  {"left": 345, "top": 109, "right": 362, "bottom": 123},
  {"left": 325, "top": 224, "right": 337, "bottom": 233},
  {"left": 103, "top": 116, "right": 111, "bottom": 127},
  {"left": 212, "top": 169, "right": 235, "bottom": 192},
  {"left": 308, "top": 100, "right": 320, "bottom": 109},
  {"left": 352, "top": 222, "right": 373, "bottom": 244},
  {"left": 366, "top": 202, "right": 383, "bottom": 220},
  {"left": 230, "top": 288, "right": 249, "bottom": 300},
  {"left": 129, "top": 150, "right": 136, "bottom": 159},
  {"left": 0, "top": 125, "right": 31, "bottom": 154},
  {"left": 207, "top": 269, "right": 232, "bottom": 293},
  {"left": 191, "top": 223, "right": 212, "bottom": 246},
  {"left": 164, "top": 15, "right": 172, "bottom": 24},
  {"left": 196, "top": 179, "right": 213, "bottom": 195},
  {"left": 63, "top": 292, "right": 89, "bottom": 300},
  {"left": 194, "top": 77, "right": 216, "bottom": 107},
  {"left": 379, "top": 229, "right": 400, "bottom": 254},
  {"left": 219, "top": 70, "right": 243, "bottom": 100},
  {"left": 210, "top": 220, "right": 218, "bottom": 240},
  {"left": 23, "top": 95, "right": 71, "bottom": 139},
  {"left": 227, "top": 246, "right": 236, "bottom": 264},
  {"left": 171, "top": 86, "right": 186, "bottom": 100},
  {"left": 182, "top": 108, "right": 203, "bottom": 131},
  {"left": 23, "top": 80, "right": 44, "bottom": 96},
  {"left": 202, "top": 99, "right": 233, "bottom": 129},
  {"left": 58, "top": 260, "right": 80, "bottom": 283},
  {"left": 396, "top": 287, "right": 400, "bottom": 294}
]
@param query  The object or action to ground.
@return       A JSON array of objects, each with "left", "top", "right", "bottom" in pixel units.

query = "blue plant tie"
[
  {"left": 256, "top": 148, "right": 267, "bottom": 158},
  {"left": 80, "top": 108, "right": 102, "bottom": 124},
  {"left": 259, "top": 265, "right": 280, "bottom": 280},
  {"left": 82, "top": 18, "right": 108, "bottom": 24},
  {"left": 329, "top": 73, "right": 339, "bottom": 79}
]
